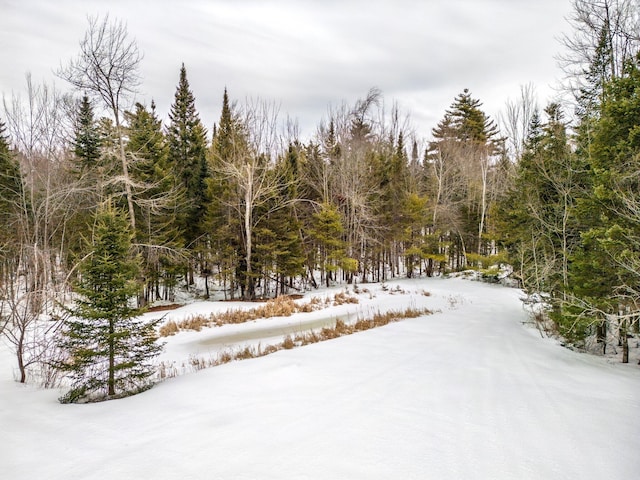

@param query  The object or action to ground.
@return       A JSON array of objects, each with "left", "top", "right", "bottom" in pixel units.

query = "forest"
[{"left": 0, "top": 0, "right": 639, "bottom": 400}]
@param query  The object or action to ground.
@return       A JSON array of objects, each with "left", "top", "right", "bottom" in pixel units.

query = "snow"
[{"left": 1, "top": 277, "right": 639, "bottom": 479}]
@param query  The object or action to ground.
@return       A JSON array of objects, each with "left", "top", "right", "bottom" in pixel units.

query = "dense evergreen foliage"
[
  {"left": 72, "top": 96, "right": 102, "bottom": 174},
  {"left": 57, "top": 203, "right": 162, "bottom": 402},
  {"left": 166, "top": 64, "right": 210, "bottom": 255}
]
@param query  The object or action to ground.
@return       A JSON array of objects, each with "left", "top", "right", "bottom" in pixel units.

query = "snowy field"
[{"left": 1, "top": 277, "right": 639, "bottom": 479}]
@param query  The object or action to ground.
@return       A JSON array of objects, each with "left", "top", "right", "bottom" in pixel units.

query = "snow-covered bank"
[{"left": 1, "top": 278, "right": 638, "bottom": 479}]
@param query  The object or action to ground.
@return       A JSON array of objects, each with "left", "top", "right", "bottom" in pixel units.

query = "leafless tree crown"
[{"left": 57, "top": 14, "right": 141, "bottom": 118}]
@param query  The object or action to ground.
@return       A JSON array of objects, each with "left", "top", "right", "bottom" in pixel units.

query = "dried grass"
[
  {"left": 157, "top": 306, "right": 434, "bottom": 380},
  {"left": 159, "top": 320, "right": 179, "bottom": 337},
  {"left": 282, "top": 335, "right": 295, "bottom": 349},
  {"left": 159, "top": 291, "right": 365, "bottom": 337},
  {"left": 333, "top": 291, "right": 359, "bottom": 305}
]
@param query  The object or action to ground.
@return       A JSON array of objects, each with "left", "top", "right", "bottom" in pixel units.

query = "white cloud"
[{"left": 0, "top": 0, "right": 574, "bottom": 140}]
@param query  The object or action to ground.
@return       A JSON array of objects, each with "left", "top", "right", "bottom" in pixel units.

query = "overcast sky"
[{"left": 1, "top": 0, "right": 574, "bottom": 141}]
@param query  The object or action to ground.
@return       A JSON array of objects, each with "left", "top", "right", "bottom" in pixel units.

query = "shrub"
[
  {"left": 159, "top": 320, "right": 179, "bottom": 337},
  {"left": 282, "top": 335, "right": 295, "bottom": 349},
  {"left": 333, "top": 291, "right": 359, "bottom": 305}
]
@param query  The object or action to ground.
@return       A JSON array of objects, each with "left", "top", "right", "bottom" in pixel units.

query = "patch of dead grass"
[
  {"left": 333, "top": 291, "right": 359, "bottom": 305},
  {"left": 157, "top": 306, "right": 434, "bottom": 380},
  {"left": 159, "top": 291, "right": 363, "bottom": 337}
]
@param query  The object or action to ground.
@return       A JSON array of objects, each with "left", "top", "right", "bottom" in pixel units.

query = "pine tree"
[
  {"left": 166, "top": 64, "right": 209, "bottom": 259},
  {"left": 57, "top": 202, "right": 162, "bottom": 403},
  {"left": 402, "top": 192, "right": 431, "bottom": 277},
  {"left": 72, "top": 95, "right": 102, "bottom": 174},
  {"left": 433, "top": 89, "right": 501, "bottom": 146},
  {"left": 126, "top": 101, "right": 174, "bottom": 237},
  {"left": 206, "top": 88, "right": 246, "bottom": 298},
  {"left": 308, "top": 203, "right": 348, "bottom": 287},
  {"left": 65, "top": 102, "right": 113, "bottom": 270},
  {"left": 498, "top": 104, "right": 581, "bottom": 295},
  {"left": 371, "top": 130, "right": 410, "bottom": 278},
  {"left": 125, "top": 101, "right": 180, "bottom": 303},
  {"left": 255, "top": 144, "right": 305, "bottom": 296},
  {"left": 566, "top": 58, "right": 640, "bottom": 356},
  {"left": 428, "top": 89, "right": 501, "bottom": 267}
]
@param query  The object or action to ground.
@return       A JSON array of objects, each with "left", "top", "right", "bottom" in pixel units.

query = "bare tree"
[
  {"left": 57, "top": 14, "right": 141, "bottom": 230},
  {"left": 558, "top": 0, "right": 640, "bottom": 101},
  {"left": 325, "top": 89, "right": 386, "bottom": 280},
  {"left": 1, "top": 76, "right": 73, "bottom": 384},
  {"left": 1, "top": 278, "right": 62, "bottom": 384},
  {"left": 499, "top": 83, "right": 538, "bottom": 162}
]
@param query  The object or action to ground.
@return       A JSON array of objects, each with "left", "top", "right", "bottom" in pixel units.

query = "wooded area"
[{"left": 1, "top": 0, "right": 639, "bottom": 400}]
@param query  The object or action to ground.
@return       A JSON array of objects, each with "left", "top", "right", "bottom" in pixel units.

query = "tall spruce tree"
[
  {"left": 255, "top": 144, "right": 305, "bottom": 296},
  {"left": 72, "top": 95, "right": 102, "bottom": 174},
  {"left": 385, "top": 131, "right": 411, "bottom": 274},
  {"left": 125, "top": 101, "right": 180, "bottom": 303},
  {"left": 126, "top": 101, "right": 174, "bottom": 239},
  {"left": 166, "top": 64, "right": 209, "bottom": 271},
  {"left": 66, "top": 96, "right": 106, "bottom": 264},
  {"left": 57, "top": 202, "right": 162, "bottom": 403},
  {"left": 207, "top": 88, "right": 245, "bottom": 298}
]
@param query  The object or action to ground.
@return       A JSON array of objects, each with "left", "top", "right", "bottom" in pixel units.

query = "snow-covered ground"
[{"left": 1, "top": 277, "right": 639, "bottom": 479}]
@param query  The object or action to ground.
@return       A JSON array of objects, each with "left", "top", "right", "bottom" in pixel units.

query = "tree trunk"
[
  {"left": 621, "top": 318, "right": 629, "bottom": 364},
  {"left": 115, "top": 114, "right": 136, "bottom": 232},
  {"left": 17, "top": 330, "right": 26, "bottom": 384},
  {"left": 597, "top": 319, "right": 607, "bottom": 355},
  {"left": 244, "top": 163, "right": 254, "bottom": 300},
  {"left": 108, "top": 319, "right": 115, "bottom": 396}
]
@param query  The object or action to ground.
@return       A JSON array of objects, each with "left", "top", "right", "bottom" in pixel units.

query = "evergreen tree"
[
  {"left": 65, "top": 105, "right": 116, "bottom": 271},
  {"left": 94, "top": 116, "right": 123, "bottom": 193},
  {"left": 57, "top": 202, "right": 162, "bottom": 403},
  {"left": 255, "top": 144, "right": 306, "bottom": 295},
  {"left": 371, "top": 131, "right": 411, "bottom": 277},
  {"left": 428, "top": 89, "right": 501, "bottom": 267},
  {"left": 308, "top": 203, "right": 348, "bottom": 287},
  {"left": 125, "top": 101, "right": 180, "bottom": 303},
  {"left": 126, "top": 101, "right": 174, "bottom": 237},
  {"left": 498, "top": 104, "right": 582, "bottom": 296},
  {"left": 72, "top": 95, "right": 102, "bottom": 174},
  {"left": 565, "top": 58, "right": 640, "bottom": 355},
  {"left": 206, "top": 88, "right": 246, "bottom": 298},
  {"left": 166, "top": 64, "right": 209, "bottom": 258},
  {"left": 402, "top": 192, "right": 431, "bottom": 277},
  {"left": 445, "top": 89, "right": 500, "bottom": 144}
]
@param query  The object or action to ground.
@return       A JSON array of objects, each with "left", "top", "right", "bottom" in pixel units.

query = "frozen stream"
[
  {"left": 155, "top": 299, "right": 366, "bottom": 364},
  {"left": 195, "top": 312, "right": 356, "bottom": 348}
]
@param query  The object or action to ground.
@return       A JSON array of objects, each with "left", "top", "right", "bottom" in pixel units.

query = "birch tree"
[{"left": 210, "top": 96, "right": 290, "bottom": 299}]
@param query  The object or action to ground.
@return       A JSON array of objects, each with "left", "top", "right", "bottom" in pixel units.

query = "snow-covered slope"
[{"left": 1, "top": 278, "right": 638, "bottom": 479}]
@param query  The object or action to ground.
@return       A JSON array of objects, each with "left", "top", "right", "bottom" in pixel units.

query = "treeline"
[
  {"left": 1, "top": 0, "right": 639, "bottom": 364},
  {"left": 0, "top": 78, "right": 508, "bottom": 300}
]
